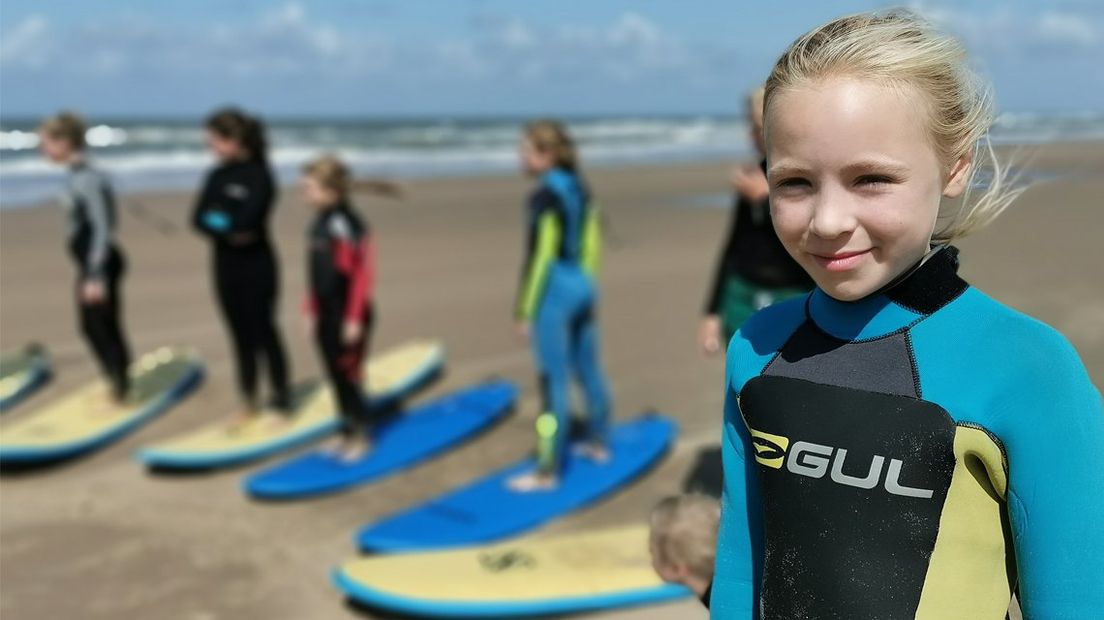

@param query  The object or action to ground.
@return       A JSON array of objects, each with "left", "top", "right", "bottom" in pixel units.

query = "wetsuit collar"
[
  {"left": 540, "top": 166, "right": 576, "bottom": 187},
  {"left": 807, "top": 245, "right": 968, "bottom": 341}
]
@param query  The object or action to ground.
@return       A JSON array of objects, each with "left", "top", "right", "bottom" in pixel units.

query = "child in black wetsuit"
[
  {"left": 38, "top": 112, "right": 133, "bottom": 405},
  {"left": 300, "top": 155, "right": 376, "bottom": 462},
  {"left": 698, "top": 87, "right": 812, "bottom": 355},
  {"left": 192, "top": 108, "right": 291, "bottom": 428}
]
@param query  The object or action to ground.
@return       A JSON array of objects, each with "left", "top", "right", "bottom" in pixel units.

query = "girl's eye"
[
  {"left": 855, "top": 174, "right": 895, "bottom": 187},
  {"left": 775, "top": 177, "right": 811, "bottom": 189}
]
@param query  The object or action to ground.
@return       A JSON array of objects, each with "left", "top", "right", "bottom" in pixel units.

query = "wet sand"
[{"left": 1, "top": 142, "right": 1101, "bottom": 619}]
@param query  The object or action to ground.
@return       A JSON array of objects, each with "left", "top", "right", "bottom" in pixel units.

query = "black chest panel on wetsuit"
[{"left": 739, "top": 327, "right": 958, "bottom": 619}]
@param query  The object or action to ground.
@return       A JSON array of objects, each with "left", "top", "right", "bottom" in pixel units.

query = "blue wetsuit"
[
  {"left": 712, "top": 246, "right": 1104, "bottom": 619},
  {"left": 516, "top": 167, "right": 611, "bottom": 473}
]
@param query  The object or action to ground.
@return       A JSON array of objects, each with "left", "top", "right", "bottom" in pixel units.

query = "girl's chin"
[{"left": 813, "top": 274, "right": 883, "bottom": 302}]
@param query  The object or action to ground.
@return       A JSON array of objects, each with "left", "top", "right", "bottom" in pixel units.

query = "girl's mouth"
[{"left": 810, "top": 249, "right": 872, "bottom": 272}]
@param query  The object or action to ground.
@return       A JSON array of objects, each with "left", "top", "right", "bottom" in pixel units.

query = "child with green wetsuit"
[
  {"left": 508, "top": 120, "right": 612, "bottom": 493},
  {"left": 698, "top": 87, "right": 812, "bottom": 356}
]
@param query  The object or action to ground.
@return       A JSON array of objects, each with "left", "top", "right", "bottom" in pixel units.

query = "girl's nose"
[{"left": 808, "top": 187, "right": 858, "bottom": 240}]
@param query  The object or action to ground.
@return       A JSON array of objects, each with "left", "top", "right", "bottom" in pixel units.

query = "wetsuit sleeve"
[
  {"left": 74, "top": 170, "right": 111, "bottom": 280},
  {"left": 337, "top": 233, "right": 374, "bottom": 323},
  {"left": 711, "top": 335, "right": 764, "bottom": 619},
  {"left": 191, "top": 171, "right": 226, "bottom": 239},
  {"left": 515, "top": 192, "right": 561, "bottom": 321},
  {"left": 709, "top": 299, "right": 807, "bottom": 618},
  {"left": 580, "top": 202, "right": 602, "bottom": 277},
  {"left": 1000, "top": 331, "right": 1104, "bottom": 617},
  {"left": 704, "top": 194, "right": 745, "bottom": 315},
  {"left": 327, "top": 213, "right": 373, "bottom": 323}
]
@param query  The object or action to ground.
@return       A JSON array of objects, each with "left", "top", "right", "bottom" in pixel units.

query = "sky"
[{"left": 1, "top": 0, "right": 1102, "bottom": 118}]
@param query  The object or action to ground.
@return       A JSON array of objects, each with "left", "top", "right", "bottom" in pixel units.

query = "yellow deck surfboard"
[
  {"left": 0, "top": 344, "right": 52, "bottom": 412},
  {"left": 333, "top": 524, "right": 689, "bottom": 617},
  {"left": 136, "top": 340, "right": 444, "bottom": 469},
  {"left": 0, "top": 347, "right": 203, "bottom": 463}
]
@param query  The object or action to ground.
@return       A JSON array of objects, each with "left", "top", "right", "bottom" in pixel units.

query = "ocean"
[{"left": 2, "top": 112, "right": 1102, "bottom": 208}]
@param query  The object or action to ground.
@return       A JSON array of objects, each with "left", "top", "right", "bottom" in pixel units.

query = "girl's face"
[
  {"left": 301, "top": 175, "right": 338, "bottom": 210},
  {"left": 765, "top": 78, "right": 970, "bottom": 301},
  {"left": 39, "top": 132, "right": 75, "bottom": 164},
  {"left": 519, "top": 137, "right": 555, "bottom": 176},
  {"left": 206, "top": 130, "right": 246, "bottom": 162}
]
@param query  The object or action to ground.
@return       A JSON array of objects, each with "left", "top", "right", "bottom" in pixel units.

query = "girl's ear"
[{"left": 943, "top": 154, "right": 971, "bottom": 199}]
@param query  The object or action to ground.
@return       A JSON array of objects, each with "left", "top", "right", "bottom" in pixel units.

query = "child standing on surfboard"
[
  {"left": 38, "top": 112, "right": 133, "bottom": 406},
  {"left": 300, "top": 155, "right": 388, "bottom": 462},
  {"left": 712, "top": 10, "right": 1103, "bottom": 618},
  {"left": 509, "top": 120, "right": 613, "bottom": 492},
  {"left": 192, "top": 108, "right": 292, "bottom": 429}
]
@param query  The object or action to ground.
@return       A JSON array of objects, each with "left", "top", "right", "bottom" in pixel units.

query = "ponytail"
[{"left": 205, "top": 107, "right": 269, "bottom": 162}]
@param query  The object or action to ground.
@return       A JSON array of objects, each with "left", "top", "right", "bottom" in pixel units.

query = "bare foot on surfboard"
[
  {"left": 88, "top": 385, "right": 128, "bottom": 418},
  {"left": 340, "top": 436, "right": 372, "bottom": 463},
  {"left": 321, "top": 435, "right": 346, "bottom": 456},
  {"left": 574, "top": 442, "right": 611, "bottom": 464},
  {"left": 225, "top": 405, "right": 260, "bottom": 434},
  {"left": 260, "top": 411, "right": 291, "bottom": 433},
  {"left": 507, "top": 471, "right": 558, "bottom": 492}
]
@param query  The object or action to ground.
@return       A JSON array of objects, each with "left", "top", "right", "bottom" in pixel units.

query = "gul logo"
[{"left": 749, "top": 427, "right": 934, "bottom": 499}]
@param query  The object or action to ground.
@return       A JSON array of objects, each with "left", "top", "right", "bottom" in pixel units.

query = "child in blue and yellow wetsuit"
[
  {"left": 509, "top": 120, "right": 612, "bottom": 492},
  {"left": 711, "top": 10, "right": 1103, "bottom": 619}
]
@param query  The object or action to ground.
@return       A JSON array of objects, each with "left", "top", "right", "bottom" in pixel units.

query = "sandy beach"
[{"left": 1, "top": 142, "right": 1101, "bottom": 619}]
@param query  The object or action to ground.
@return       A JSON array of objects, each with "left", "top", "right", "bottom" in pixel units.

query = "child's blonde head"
[
  {"left": 302, "top": 154, "right": 351, "bottom": 197},
  {"left": 523, "top": 119, "right": 578, "bottom": 171},
  {"left": 764, "top": 9, "right": 1018, "bottom": 242},
  {"left": 39, "top": 111, "right": 87, "bottom": 151},
  {"left": 649, "top": 494, "right": 720, "bottom": 581}
]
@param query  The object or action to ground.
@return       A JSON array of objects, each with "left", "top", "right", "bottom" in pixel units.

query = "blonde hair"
[
  {"left": 39, "top": 111, "right": 87, "bottom": 150},
  {"left": 524, "top": 119, "right": 578, "bottom": 171},
  {"left": 302, "top": 154, "right": 351, "bottom": 196},
  {"left": 649, "top": 494, "right": 720, "bottom": 580},
  {"left": 764, "top": 9, "right": 1020, "bottom": 242}
]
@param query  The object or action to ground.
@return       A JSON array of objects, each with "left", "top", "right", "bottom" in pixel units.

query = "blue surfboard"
[
  {"left": 244, "top": 381, "right": 518, "bottom": 499},
  {"left": 355, "top": 414, "right": 676, "bottom": 552}
]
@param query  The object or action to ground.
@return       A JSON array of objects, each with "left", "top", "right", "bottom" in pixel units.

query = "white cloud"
[
  {"left": 0, "top": 6, "right": 705, "bottom": 97},
  {"left": 912, "top": 1, "right": 1102, "bottom": 54},
  {"left": 455, "top": 12, "right": 696, "bottom": 84},
  {"left": 0, "top": 15, "right": 53, "bottom": 69},
  {"left": 1036, "top": 11, "right": 1098, "bottom": 48}
]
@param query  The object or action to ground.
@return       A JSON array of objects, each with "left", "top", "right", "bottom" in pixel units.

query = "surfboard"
[
  {"left": 0, "top": 347, "right": 203, "bottom": 463},
  {"left": 356, "top": 414, "right": 676, "bottom": 552},
  {"left": 0, "top": 344, "right": 52, "bottom": 412},
  {"left": 334, "top": 524, "right": 690, "bottom": 618},
  {"left": 136, "top": 340, "right": 444, "bottom": 470},
  {"left": 244, "top": 381, "right": 517, "bottom": 499}
]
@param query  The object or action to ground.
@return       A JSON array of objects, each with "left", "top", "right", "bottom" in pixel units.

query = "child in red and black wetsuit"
[{"left": 300, "top": 155, "right": 376, "bottom": 462}]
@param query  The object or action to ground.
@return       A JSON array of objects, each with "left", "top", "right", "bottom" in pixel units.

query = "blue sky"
[{"left": 1, "top": 0, "right": 1102, "bottom": 118}]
